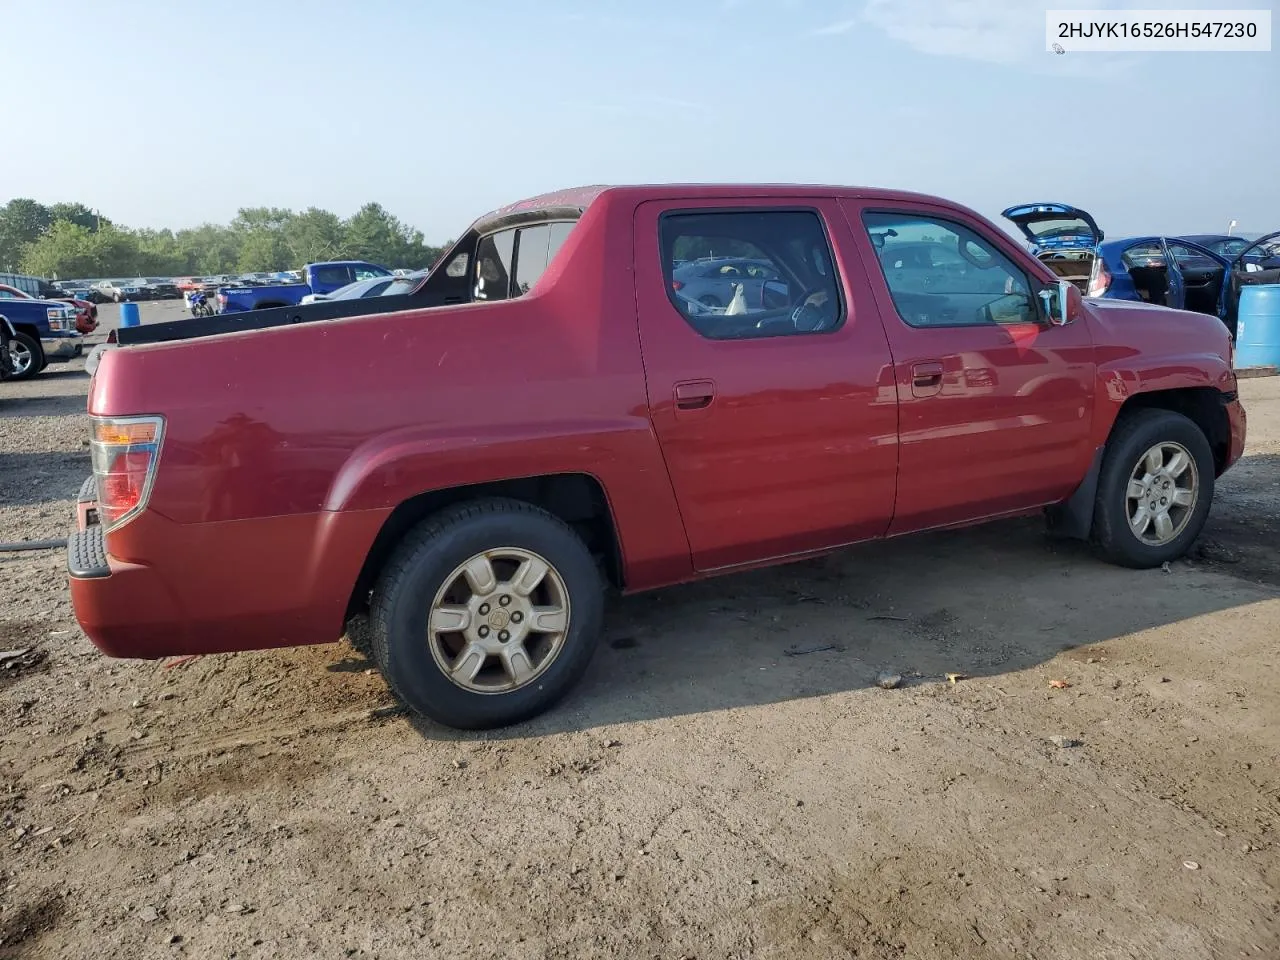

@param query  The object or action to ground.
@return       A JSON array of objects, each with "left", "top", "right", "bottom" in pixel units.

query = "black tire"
[
  {"left": 1091, "top": 408, "right": 1214, "bottom": 568},
  {"left": 369, "top": 497, "right": 605, "bottom": 730},
  {"left": 7, "top": 332, "right": 41, "bottom": 381}
]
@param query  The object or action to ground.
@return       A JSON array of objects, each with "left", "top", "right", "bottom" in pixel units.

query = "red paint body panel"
[
  {"left": 632, "top": 196, "right": 899, "bottom": 571},
  {"left": 836, "top": 198, "right": 1098, "bottom": 533},
  {"left": 69, "top": 183, "right": 1247, "bottom": 660}
]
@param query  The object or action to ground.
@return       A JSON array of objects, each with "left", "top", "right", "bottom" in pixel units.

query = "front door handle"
[
  {"left": 674, "top": 379, "right": 716, "bottom": 411},
  {"left": 910, "top": 361, "right": 944, "bottom": 397}
]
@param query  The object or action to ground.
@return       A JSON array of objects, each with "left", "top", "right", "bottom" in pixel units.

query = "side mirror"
[{"left": 1039, "top": 279, "right": 1075, "bottom": 326}]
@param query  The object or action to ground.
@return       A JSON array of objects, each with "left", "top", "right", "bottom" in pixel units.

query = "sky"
[{"left": 3, "top": 0, "right": 1277, "bottom": 244}]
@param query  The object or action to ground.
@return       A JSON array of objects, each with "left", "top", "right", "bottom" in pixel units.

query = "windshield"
[{"left": 1244, "top": 236, "right": 1280, "bottom": 256}]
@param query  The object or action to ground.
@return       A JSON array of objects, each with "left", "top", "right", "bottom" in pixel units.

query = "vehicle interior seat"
[{"left": 1128, "top": 263, "right": 1169, "bottom": 306}]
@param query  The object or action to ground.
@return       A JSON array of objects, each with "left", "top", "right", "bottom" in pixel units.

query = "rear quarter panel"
[{"left": 88, "top": 191, "right": 691, "bottom": 640}]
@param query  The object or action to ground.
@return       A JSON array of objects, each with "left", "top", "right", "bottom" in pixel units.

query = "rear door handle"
[{"left": 674, "top": 379, "right": 716, "bottom": 411}]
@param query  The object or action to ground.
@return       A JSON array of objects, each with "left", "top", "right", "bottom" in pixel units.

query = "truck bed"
[{"left": 114, "top": 293, "right": 448, "bottom": 346}]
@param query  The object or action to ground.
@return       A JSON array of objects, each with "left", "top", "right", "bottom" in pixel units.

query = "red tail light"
[
  {"left": 90, "top": 416, "right": 165, "bottom": 531},
  {"left": 1087, "top": 259, "right": 1111, "bottom": 297},
  {"left": 671, "top": 280, "right": 684, "bottom": 291}
]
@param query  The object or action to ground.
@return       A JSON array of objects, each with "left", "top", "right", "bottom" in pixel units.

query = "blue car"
[{"left": 1002, "top": 202, "right": 1280, "bottom": 339}]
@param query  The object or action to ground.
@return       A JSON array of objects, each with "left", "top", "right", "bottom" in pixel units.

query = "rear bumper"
[
  {"left": 66, "top": 483, "right": 389, "bottom": 659},
  {"left": 41, "top": 335, "right": 83, "bottom": 362}
]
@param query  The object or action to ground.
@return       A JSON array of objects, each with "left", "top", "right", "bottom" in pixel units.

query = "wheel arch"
[
  {"left": 344, "top": 472, "right": 625, "bottom": 624},
  {"left": 1113, "top": 386, "right": 1233, "bottom": 475},
  {"left": 1048, "top": 385, "right": 1232, "bottom": 541}
]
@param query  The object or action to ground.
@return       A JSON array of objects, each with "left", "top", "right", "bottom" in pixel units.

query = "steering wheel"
[{"left": 788, "top": 291, "right": 838, "bottom": 332}]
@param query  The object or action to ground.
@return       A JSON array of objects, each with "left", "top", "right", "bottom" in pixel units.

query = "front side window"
[
  {"left": 1168, "top": 243, "right": 1217, "bottom": 267},
  {"left": 660, "top": 209, "right": 844, "bottom": 340},
  {"left": 862, "top": 212, "right": 1036, "bottom": 328}
]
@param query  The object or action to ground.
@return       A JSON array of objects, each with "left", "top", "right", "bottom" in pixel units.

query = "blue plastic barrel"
[
  {"left": 1236, "top": 284, "right": 1280, "bottom": 368},
  {"left": 119, "top": 301, "right": 140, "bottom": 328}
]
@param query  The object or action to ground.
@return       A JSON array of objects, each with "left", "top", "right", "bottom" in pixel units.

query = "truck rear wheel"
[
  {"left": 1091, "top": 408, "right": 1214, "bottom": 568},
  {"left": 369, "top": 498, "right": 605, "bottom": 729}
]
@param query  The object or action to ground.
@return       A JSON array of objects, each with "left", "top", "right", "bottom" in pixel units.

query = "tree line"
[{"left": 0, "top": 198, "right": 449, "bottom": 280}]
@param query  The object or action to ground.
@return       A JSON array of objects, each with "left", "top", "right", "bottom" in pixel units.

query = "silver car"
[
  {"left": 298, "top": 271, "right": 426, "bottom": 305},
  {"left": 670, "top": 257, "right": 787, "bottom": 310}
]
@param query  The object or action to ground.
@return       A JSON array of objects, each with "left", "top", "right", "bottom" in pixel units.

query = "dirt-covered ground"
[{"left": 1, "top": 301, "right": 1277, "bottom": 960}]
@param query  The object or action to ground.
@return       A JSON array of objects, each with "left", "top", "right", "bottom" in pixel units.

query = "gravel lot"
[{"left": 2, "top": 301, "right": 1278, "bottom": 960}]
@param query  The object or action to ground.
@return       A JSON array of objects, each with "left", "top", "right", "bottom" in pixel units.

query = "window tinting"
[
  {"left": 660, "top": 209, "right": 843, "bottom": 340},
  {"left": 474, "top": 229, "right": 515, "bottom": 301},
  {"left": 1122, "top": 242, "right": 1167, "bottom": 269},
  {"left": 513, "top": 221, "right": 575, "bottom": 295},
  {"left": 311, "top": 265, "right": 350, "bottom": 287},
  {"left": 515, "top": 225, "right": 552, "bottom": 295},
  {"left": 863, "top": 212, "right": 1037, "bottom": 328}
]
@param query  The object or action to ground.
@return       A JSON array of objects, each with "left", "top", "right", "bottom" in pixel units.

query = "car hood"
[{"left": 1085, "top": 297, "right": 1233, "bottom": 370}]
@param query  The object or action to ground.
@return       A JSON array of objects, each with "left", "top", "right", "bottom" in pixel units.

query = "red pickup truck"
[{"left": 67, "top": 183, "right": 1246, "bottom": 730}]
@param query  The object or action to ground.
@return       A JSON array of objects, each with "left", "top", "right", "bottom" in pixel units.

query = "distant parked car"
[
  {"left": 144, "top": 280, "right": 182, "bottom": 299},
  {"left": 1002, "top": 201, "right": 1280, "bottom": 339},
  {"left": 0, "top": 283, "right": 98, "bottom": 334},
  {"left": 216, "top": 260, "right": 392, "bottom": 313},
  {"left": 95, "top": 279, "right": 151, "bottom": 302},
  {"left": 0, "top": 295, "right": 82, "bottom": 380}
]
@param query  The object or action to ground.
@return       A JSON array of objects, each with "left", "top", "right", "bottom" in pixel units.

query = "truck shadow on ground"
[
  {"left": 0, "top": 394, "right": 88, "bottom": 419},
  {"left": 0, "top": 451, "right": 91, "bottom": 506},
  {"left": 405, "top": 480, "right": 1279, "bottom": 740}
]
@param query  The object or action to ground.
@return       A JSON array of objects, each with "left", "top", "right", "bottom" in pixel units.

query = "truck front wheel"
[
  {"left": 7, "top": 332, "right": 41, "bottom": 381},
  {"left": 1091, "top": 408, "right": 1214, "bottom": 568},
  {"left": 369, "top": 498, "right": 605, "bottom": 729}
]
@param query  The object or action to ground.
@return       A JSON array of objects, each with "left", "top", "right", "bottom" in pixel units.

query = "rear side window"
[
  {"left": 514, "top": 221, "right": 575, "bottom": 295},
  {"left": 312, "top": 265, "right": 351, "bottom": 287},
  {"left": 659, "top": 209, "right": 844, "bottom": 340},
  {"left": 475, "top": 222, "right": 575, "bottom": 301},
  {"left": 1122, "top": 242, "right": 1167, "bottom": 269},
  {"left": 474, "top": 229, "right": 516, "bottom": 301}
]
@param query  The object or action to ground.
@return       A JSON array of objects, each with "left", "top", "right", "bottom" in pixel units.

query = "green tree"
[
  {"left": 134, "top": 228, "right": 188, "bottom": 275},
  {"left": 19, "top": 222, "right": 142, "bottom": 279},
  {"left": 3, "top": 197, "right": 444, "bottom": 278},
  {"left": 174, "top": 224, "right": 241, "bottom": 275},
  {"left": 0, "top": 198, "right": 53, "bottom": 271},
  {"left": 282, "top": 207, "right": 345, "bottom": 264},
  {"left": 342, "top": 202, "right": 437, "bottom": 269},
  {"left": 48, "top": 202, "right": 108, "bottom": 233}
]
